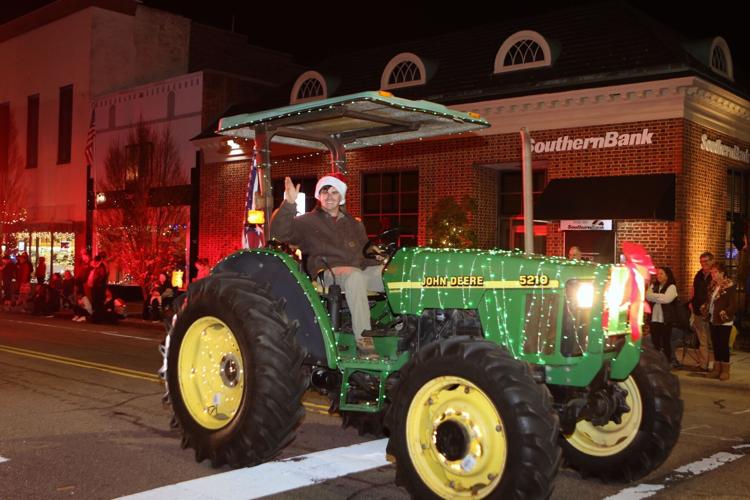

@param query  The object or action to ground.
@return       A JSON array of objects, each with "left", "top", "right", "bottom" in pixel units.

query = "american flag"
[
  {"left": 242, "top": 155, "right": 265, "bottom": 249},
  {"left": 84, "top": 108, "right": 96, "bottom": 166}
]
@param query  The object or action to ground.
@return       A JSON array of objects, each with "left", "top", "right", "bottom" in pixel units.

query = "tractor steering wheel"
[{"left": 363, "top": 227, "right": 401, "bottom": 264}]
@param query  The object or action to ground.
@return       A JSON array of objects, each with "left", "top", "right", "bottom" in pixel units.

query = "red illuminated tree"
[{"left": 96, "top": 120, "right": 188, "bottom": 284}]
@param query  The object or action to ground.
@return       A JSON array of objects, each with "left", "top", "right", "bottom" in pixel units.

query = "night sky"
[{"left": 2, "top": 1, "right": 748, "bottom": 85}]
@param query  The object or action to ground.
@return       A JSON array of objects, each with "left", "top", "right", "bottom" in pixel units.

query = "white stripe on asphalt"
[
  {"left": 0, "top": 318, "right": 160, "bottom": 342},
  {"left": 732, "top": 408, "right": 750, "bottom": 415},
  {"left": 605, "top": 446, "right": 748, "bottom": 500},
  {"left": 0, "top": 456, "right": 8, "bottom": 464},
  {"left": 117, "top": 439, "right": 389, "bottom": 500}
]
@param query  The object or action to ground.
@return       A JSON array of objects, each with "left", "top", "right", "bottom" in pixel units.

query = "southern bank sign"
[
  {"left": 700, "top": 134, "right": 750, "bottom": 164},
  {"left": 531, "top": 129, "right": 653, "bottom": 153}
]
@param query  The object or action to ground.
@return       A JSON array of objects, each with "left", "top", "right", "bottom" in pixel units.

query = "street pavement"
[{"left": 2, "top": 310, "right": 750, "bottom": 499}]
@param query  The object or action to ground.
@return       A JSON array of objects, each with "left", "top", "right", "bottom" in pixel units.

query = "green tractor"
[{"left": 161, "top": 92, "right": 682, "bottom": 498}]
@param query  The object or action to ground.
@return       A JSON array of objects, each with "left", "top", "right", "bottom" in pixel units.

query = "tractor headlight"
[{"left": 575, "top": 282, "right": 595, "bottom": 308}]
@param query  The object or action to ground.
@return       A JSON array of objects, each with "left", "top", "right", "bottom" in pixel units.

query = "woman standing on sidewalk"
[
  {"left": 646, "top": 266, "right": 679, "bottom": 366},
  {"left": 701, "top": 262, "right": 737, "bottom": 381}
]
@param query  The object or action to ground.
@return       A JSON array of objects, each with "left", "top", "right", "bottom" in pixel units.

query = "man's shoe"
[
  {"left": 360, "top": 327, "right": 393, "bottom": 338},
  {"left": 355, "top": 336, "right": 378, "bottom": 357}
]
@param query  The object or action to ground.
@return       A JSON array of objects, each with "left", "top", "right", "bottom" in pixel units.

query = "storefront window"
[
  {"left": 362, "top": 171, "right": 418, "bottom": 247},
  {"left": 10, "top": 231, "right": 75, "bottom": 282},
  {"left": 726, "top": 169, "right": 748, "bottom": 276}
]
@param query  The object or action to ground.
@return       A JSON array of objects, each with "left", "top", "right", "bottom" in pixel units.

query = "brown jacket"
[
  {"left": 270, "top": 202, "right": 378, "bottom": 275},
  {"left": 702, "top": 280, "right": 738, "bottom": 325}
]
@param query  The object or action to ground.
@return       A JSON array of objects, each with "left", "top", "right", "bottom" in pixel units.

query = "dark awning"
[{"left": 535, "top": 173, "right": 675, "bottom": 220}]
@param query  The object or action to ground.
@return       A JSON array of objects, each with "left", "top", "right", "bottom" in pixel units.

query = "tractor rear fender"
[{"left": 213, "top": 249, "right": 337, "bottom": 368}]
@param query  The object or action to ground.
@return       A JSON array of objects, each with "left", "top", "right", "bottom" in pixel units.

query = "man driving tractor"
[{"left": 271, "top": 173, "right": 384, "bottom": 354}]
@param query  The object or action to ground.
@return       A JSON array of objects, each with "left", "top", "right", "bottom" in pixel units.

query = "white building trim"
[
  {"left": 494, "top": 30, "right": 552, "bottom": 74},
  {"left": 381, "top": 52, "right": 427, "bottom": 90},
  {"left": 709, "top": 36, "right": 733, "bottom": 81},
  {"left": 456, "top": 77, "right": 750, "bottom": 143},
  {"left": 290, "top": 71, "right": 327, "bottom": 104}
]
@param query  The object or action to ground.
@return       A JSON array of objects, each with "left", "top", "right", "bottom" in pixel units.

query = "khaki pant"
[
  {"left": 324, "top": 265, "right": 384, "bottom": 338},
  {"left": 692, "top": 313, "right": 711, "bottom": 369}
]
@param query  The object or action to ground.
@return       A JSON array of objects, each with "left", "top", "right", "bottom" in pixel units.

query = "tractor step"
[{"left": 337, "top": 352, "right": 409, "bottom": 413}]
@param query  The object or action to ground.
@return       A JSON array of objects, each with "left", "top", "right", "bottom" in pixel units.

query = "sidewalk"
[
  {"left": 673, "top": 347, "right": 750, "bottom": 391},
  {"left": 38, "top": 298, "right": 165, "bottom": 332}
]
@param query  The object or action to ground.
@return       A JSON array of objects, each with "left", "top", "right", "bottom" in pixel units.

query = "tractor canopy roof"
[{"left": 216, "top": 91, "right": 489, "bottom": 150}]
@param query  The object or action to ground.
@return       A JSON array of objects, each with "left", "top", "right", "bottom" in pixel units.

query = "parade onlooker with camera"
[{"left": 700, "top": 262, "right": 737, "bottom": 381}]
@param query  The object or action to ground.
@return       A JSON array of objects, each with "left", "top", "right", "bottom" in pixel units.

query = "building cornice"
[
  {"left": 684, "top": 79, "right": 750, "bottom": 143},
  {"left": 93, "top": 71, "right": 203, "bottom": 105},
  {"left": 455, "top": 77, "right": 750, "bottom": 143}
]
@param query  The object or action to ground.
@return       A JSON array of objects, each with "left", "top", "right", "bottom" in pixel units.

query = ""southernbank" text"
[
  {"left": 531, "top": 129, "right": 654, "bottom": 153},
  {"left": 700, "top": 134, "right": 750, "bottom": 164}
]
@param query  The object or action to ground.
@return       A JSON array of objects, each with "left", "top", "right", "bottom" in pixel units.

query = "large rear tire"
[
  {"left": 561, "top": 343, "right": 683, "bottom": 482},
  {"left": 385, "top": 337, "right": 561, "bottom": 499},
  {"left": 165, "top": 273, "right": 307, "bottom": 467}
]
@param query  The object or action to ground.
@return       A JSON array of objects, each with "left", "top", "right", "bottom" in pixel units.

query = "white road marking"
[
  {"left": 117, "top": 439, "right": 389, "bottom": 500},
  {"left": 604, "top": 484, "right": 664, "bottom": 500},
  {"left": 0, "top": 456, "right": 9, "bottom": 464},
  {"left": 0, "top": 318, "right": 160, "bottom": 342},
  {"left": 606, "top": 446, "right": 748, "bottom": 500},
  {"left": 732, "top": 409, "right": 750, "bottom": 415},
  {"left": 672, "top": 451, "right": 743, "bottom": 475}
]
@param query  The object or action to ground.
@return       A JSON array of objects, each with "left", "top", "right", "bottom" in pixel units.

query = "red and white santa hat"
[{"left": 315, "top": 172, "right": 348, "bottom": 205}]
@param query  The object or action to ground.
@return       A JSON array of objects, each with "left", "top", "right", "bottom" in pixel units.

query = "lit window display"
[{"left": 10, "top": 231, "right": 76, "bottom": 282}]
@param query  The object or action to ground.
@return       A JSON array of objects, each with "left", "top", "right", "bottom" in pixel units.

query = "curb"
[
  {"left": 674, "top": 352, "right": 750, "bottom": 391},
  {"left": 53, "top": 312, "right": 166, "bottom": 331},
  {"left": 675, "top": 371, "right": 750, "bottom": 391}
]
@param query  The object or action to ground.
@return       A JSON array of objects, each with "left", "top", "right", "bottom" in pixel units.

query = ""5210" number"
[{"left": 518, "top": 274, "right": 550, "bottom": 286}]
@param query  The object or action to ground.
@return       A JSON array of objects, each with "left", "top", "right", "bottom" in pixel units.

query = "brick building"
[{"left": 194, "top": 2, "right": 749, "bottom": 297}]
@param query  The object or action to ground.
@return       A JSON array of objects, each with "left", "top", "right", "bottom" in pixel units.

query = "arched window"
[
  {"left": 709, "top": 37, "right": 733, "bottom": 80},
  {"left": 290, "top": 71, "right": 327, "bottom": 104},
  {"left": 494, "top": 30, "right": 552, "bottom": 74},
  {"left": 381, "top": 53, "right": 427, "bottom": 90}
]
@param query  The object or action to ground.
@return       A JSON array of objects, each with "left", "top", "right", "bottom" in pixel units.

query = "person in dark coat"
[
  {"left": 90, "top": 253, "right": 109, "bottom": 323},
  {"left": 35, "top": 256, "right": 47, "bottom": 284},
  {"left": 2, "top": 255, "right": 17, "bottom": 306},
  {"left": 689, "top": 251, "right": 713, "bottom": 370},
  {"left": 271, "top": 174, "right": 385, "bottom": 354}
]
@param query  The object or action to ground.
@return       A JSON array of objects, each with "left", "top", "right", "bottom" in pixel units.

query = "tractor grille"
[
  {"left": 523, "top": 294, "right": 559, "bottom": 355},
  {"left": 561, "top": 280, "right": 591, "bottom": 357}
]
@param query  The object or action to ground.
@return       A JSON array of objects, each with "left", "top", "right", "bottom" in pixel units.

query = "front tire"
[
  {"left": 166, "top": 273, "right": 307, "bottom": 467},
  {"left": 385, "top": 337, "right": 561, "bottom": 499},
  {"left": 561, "top": 343, "right": 683, "bottom": 482}
]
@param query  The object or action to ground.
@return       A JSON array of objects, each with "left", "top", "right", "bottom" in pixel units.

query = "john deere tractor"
[{"left": 161, "top": 92, "right": 682, "bottom": 499}]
